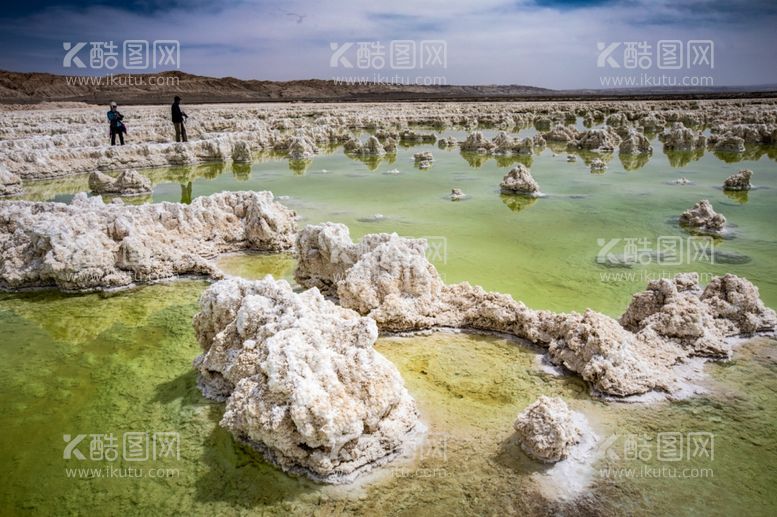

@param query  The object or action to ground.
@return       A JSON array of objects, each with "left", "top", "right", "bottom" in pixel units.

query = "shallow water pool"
[{"left": 3, "top": 129, "right": 777, "bottom": 515}]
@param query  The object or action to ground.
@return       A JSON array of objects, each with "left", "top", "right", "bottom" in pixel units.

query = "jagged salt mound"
[
  {"left": 192, "top": 277, "right": 420, "bottom": 484},
  {"left": 679, "top": 199, "right": 726, "bottom": 234},
  {"left": 513, "top": 397, "right": 581, "bottom": 463},
  {"left": 500, "top": 164, "right": 541, "bottom": 196},
  {"left": 293, "top": 224, "right": 776, "bottom": 397},
  {"left": 0, "top": 191, "right": 296, "bottom": 291},
  {"left": 0, "top": 163, "right": 23, "bottom": 197},
  {"left": 723, "top": 169, "right": 752, "bottom": 191}
]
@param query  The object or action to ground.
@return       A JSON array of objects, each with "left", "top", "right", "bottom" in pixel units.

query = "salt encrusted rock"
[
  {"left": 437, "top": 136, "right": 457, "bottom": 149},
  {"left": 0, "top": 164, "right": 23, "bottom": 197},
  {"left": 461, "top": 132, "right": 493, "bottom": 153},
  {"left": 546, "top": 309, "right": 672, "bottom": 395},
  {"left": 712, "top": 133, "right": 746, "bottom": 153},
  {"left": 294, "top": 225, "right": 776, "bottom": 397},
  {"left": 620, "top": 273, "right": 776, "bottom": 356},
  {"left": 679, "top": 200, "right": 726, "bottom": 234},
  {"left": 288, "top": 134, "right": 318, "bottom": 160},
  {"left": 672, "top": 177, "right": 690, "bottom": 185},
  {"left": 88, "top": 169, "right": 152, "bottom": 196},
  {"left": 450, "top": 187, "right": 465, "bottom": 201},
  {"left": 619, "top": 129, "right": 653, "bottom": 155},
  {"left": 661, "top": 122, "right": 706, "bottom": 151},
  {"left": 566, "top": 154, "right": 576, "bottom": 162},
  {"left": 575, "top": 128, "right": 621, "bottom": 152},
  {"left": 500, "top": 164, "right": 541, "bottom": 196},
  {"left": 193, "top": 277, "right": 419, "bottom": 484},
  {"left": 413, "top": 151, "right": 433, "bottom": 169},
  {"left": 545, "top": 125, "right": 579, "bottom": 143},
  {"left": 231, "top": 141, "right": 252, "bottom": 163},
  {"left": 362, "top": 135, "right": 386, "bottom": 156},
  {"left": 701, "top": 274, "right": 777, "bottom": 334},
  {"left": 0, "top": 191, "right": 296, "bottom": 291},
  {"left": 513, "top": 397, "right": 582, "bottom": 463},
  {"left": 723, "top": 169, "right": 752, "bottom": 191},
  {"left": 345, "top": 136, "right": 386, "bottom": 156}
]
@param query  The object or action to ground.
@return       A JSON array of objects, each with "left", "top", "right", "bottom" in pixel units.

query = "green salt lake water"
[{"left": 1, "top": 129, "right": 776, "bottom": 515}]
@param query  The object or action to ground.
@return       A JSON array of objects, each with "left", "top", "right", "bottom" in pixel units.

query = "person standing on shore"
[
  {"left": 172, "top": 96, "right": 188, "bottom": 142},
  {"left": 107, "top": 101, "right": 126, "bottom": 145}
]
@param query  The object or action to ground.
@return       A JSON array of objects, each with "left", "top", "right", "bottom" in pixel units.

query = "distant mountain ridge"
[{"left": 0, "top": 70, "right": 775, "bottom": 104}]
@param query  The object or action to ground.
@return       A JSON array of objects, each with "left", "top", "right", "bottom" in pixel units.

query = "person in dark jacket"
[
  {"left": 107, "top": 101, "right": 126, "bottom": 145},
  {"left": 171, "top": 96, "right": 188, "bottom": 142}
]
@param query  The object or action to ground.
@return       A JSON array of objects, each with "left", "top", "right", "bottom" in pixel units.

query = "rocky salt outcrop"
[
  {"left": 345, "top": 135, "right": 387, "bottom": 156},
  {"left": 513, "top": 397, "right": 582, "bottom": 463},
  {"left": 460, "top": 132, "right": 493, "bottom": 153},
  {"left": 711, "top": 133, "right": 746, "bottom": 153},
  {"left": 619, "top": 273, "right": 776, "bottom": 357},
  {"left": 619, "top": 129, "right": 653, "bottom": 155},
  {"left": 0, "top": 164, "right": 23, "bottom": 197},
  {"left": 450, "top": 187, "right": 465, "bottom": 201},
  {"left": 0, "top": 191, "right": 297, "bottom": 291},
  {"left": 500, "top": 164, "right": 541, "bottom": 196},
  {"left": 661, "top": 122, "right": 706, "bottom": 152},
  {"left": 413, "top": 151, "right": 433, "bottom": 169},
  {"left": 723, "top": 169, "right": 752, "bottom": 191},
  {"left": 679, "top": 200, "right": 726, "bottom": 235},
  {"left": 294, "top": 225, "right": 663, "bottom": 396},
  {"left": 287, "top": 134, "right": 318, "bottom": 160},
  {"left": 231, "top": 141, "right": 252, "bottom": 163},
  {"left": 88, "top": 169, "right": 152, "bottom": 196},
  {"left": 575, "top": 128, "right": 621, "bottom": 152},
  {"left": 192, "top": 276, "right": 420, "bottom": 483},
  {"left": 293, "top": 224, "right": 776, "bottom": 398},
  {"left": 544, "top": 125, "right": 579, "bottom": 144}
]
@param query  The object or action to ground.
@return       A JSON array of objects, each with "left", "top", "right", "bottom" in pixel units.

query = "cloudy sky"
[{"left": 1, "top": 0, "right": 776, "bottom": 89}]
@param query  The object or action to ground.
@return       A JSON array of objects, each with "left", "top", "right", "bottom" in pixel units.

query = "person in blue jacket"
[{"left": 107, "top": 101, "right": 126, "bottom": 145}]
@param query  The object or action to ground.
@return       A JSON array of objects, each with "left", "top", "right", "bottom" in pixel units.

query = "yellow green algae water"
[{"left": 3, "top": 127, "right": 777, "bottom": 515}]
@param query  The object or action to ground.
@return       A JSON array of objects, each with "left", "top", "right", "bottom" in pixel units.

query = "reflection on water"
[{"left": 500, "top": 193, "right": 539, "bottom": 214}]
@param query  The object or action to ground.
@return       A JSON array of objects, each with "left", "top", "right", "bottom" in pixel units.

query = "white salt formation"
[
  {"left": 192, "top": 277, "right": 420, "bottom": 484},
  {"left": 513, "top": 397, "right": 582, "bottom": 463},
  {"left": 500, "top": 164, "right": 541, "bottom": 196},
  {"left": 679, "top": 200, "right": 726, "bottom": 234},
  {"left": 0, "top": 191, "right": 296, "bottom": 291},
  {"left": 723, "top": 169, "right": 753, "bottom": 191},
  {"left": 0, "top": 164, "right": 23, "bottom": 197},
  {"left": 293, "top": 224, "right": 776, "bottom": 397}
]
